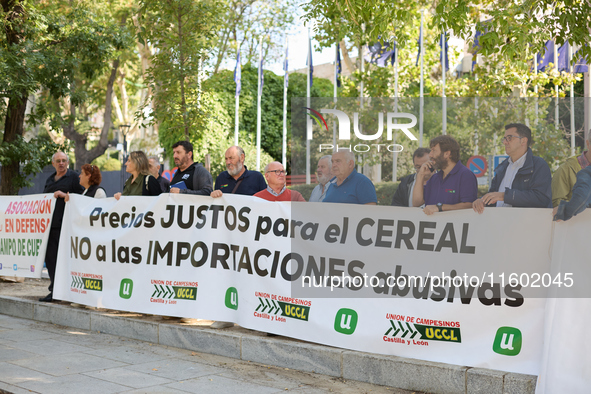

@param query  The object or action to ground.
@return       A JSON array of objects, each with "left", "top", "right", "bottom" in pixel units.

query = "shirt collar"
[
  {"left": 266, "top": 185, "right": 286, "bottom": 196},
  {"left": 508, "top": 152, "right": 527, "bottom": 167}
]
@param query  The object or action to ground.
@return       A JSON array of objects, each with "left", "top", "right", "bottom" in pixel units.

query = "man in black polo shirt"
[
  {"left": 40, "top": 151, "right": 84, "bottom": 302},
  {"left": 169, "top": 141, "right": 213, "bottom": 195},
  {"left": 209, "top": 145, "right": 266, "bottom": 330},
  {"left": 210, "top": 146, "right": 267, "bottom": 198}
]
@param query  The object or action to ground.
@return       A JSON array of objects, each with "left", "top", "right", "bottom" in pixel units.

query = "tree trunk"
[
  {"left": 1, "top": 0, "right": 27, "bottom": 195},
  {"left": 1, "top": 95, "right": 28, "bottom": 195},
  {"left": 63, "top": 59, "right": 120, "bottom": 170}
]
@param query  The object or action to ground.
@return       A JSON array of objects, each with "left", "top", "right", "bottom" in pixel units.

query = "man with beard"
[
  {"left": 210, "top": 146, "right": 267, "bottom": 198},
  {"left": 209, "top": 145, "right": 267, "bottom": 330},
  {"left": 412, "top": 135, "right": 477, "bottom": 215},
  {"left": 473, "top": 123, "right": 551, "bottom": 213},
  {"left": 309, "top": 155, "right": 333, "bottom": 202},
  {"left": 169, "top": 141, "right": 213, "bottom": 195},
  {"left": 40, "top": 151, "right": 84, "bottom": 302}
]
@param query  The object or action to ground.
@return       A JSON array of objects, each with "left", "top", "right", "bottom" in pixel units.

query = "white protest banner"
[
  {"left": 54, "top": 193, "right": 553, "bottom": 375},
  {"left": 0, "top": 194, "right": 55, "bottom": 278}
]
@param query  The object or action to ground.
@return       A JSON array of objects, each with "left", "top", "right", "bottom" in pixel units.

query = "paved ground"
[{"left": 0, "top": 279, "right": 422, "bottom": 394}]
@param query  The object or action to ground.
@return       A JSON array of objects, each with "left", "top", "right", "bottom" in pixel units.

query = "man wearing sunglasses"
[
  {"left": 473, "top": 123, "right": 551, "bottom": 213},
  {"left": 254, "top": 162, "right": 305, "bottom": 202}
]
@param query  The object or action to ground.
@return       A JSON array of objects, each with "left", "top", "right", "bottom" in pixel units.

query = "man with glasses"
[
  {"left": 473, "top": 123, "right": 551, "bottom": 213},
  {"left": 40, "top": 151, "right": 84, "bottom": 302},
  {"left": 391, "top": 147, "right": 431, "bottom": 207},
  {"left": 254, "top": 162, "right": 305, "bottom": 201}
]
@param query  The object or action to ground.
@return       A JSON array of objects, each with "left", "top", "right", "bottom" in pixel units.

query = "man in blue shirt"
[
  {"left": 324, "top": 150, "right": 377, "bottom": 205},
  {"left": 412, "top": 135, "right": 477, "bottom": 214},
  {"left": 211, "top": 146, "right": 267, "bottom": 198}
]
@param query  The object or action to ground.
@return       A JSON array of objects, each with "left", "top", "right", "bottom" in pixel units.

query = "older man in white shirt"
[{"left": 309, "top": 155, "right": 333, "bottom": 202}]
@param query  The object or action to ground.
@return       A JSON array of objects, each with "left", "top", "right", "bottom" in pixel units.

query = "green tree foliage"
[
  {"left": 203, "top": 64, "right": 334, "bottom": 170},
  {"left": 137, "top": 0, "right": 222, "bottom": 143},
  {"left": 210, "top": 0, "right": 298, "bottom": 74},
  {"left": 0, "top": 0, "right": 128, "bottom": 194}
]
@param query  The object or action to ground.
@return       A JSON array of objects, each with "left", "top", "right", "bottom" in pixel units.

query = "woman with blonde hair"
[{"left": 114, "top": 151, "right": 162, "bottom": 200}]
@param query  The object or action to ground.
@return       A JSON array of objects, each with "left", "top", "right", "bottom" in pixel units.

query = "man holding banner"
[
  {"left": 40, "top": 151, "right": 84, "bottom": 302},
  {"left": 211, "top": 146, "right": 267, "bottom": 198},
  {"left": 254, "top": 162, "right": 305, "bottom": 202},
  {"left": 169, "top": 141, "right": 213, "bottom": 195},
  {"left": 473, "top": 123, "right": 551, "bottom": 213},
  {"left": 413, "top": 135, "right": 477, "bottom": 214}
]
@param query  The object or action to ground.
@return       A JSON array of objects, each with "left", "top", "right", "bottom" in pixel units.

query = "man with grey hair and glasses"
[
  {"left": 40, "top": 151, "right": 84, "bottom": 302},
  {"left": 309, "top": 155, "right": 333, "bottom": 202}
]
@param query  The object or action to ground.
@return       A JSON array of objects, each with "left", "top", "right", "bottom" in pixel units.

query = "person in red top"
[{"left": 254, "top": 161, "right": 306, "bottom": 202}]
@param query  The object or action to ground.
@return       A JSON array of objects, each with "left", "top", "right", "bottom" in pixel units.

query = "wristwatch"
[{"left": 437, "top": 203, "right": 443, "bottom": 212}]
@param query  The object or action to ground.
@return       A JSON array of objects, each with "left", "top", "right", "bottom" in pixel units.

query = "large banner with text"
[
  {"left": 0, "top": 194, "right": 55, "bottom": 278},
  {"left": 54, "top": 193, "right": 561, "bottom": 375}
]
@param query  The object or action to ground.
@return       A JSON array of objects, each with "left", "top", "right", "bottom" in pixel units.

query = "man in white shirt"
[
  {"left": 309, "top": 155, "right": 333, "bottom": 202},
  {"left": 473, "top": 123, "right": 552, "bottom": 213}
]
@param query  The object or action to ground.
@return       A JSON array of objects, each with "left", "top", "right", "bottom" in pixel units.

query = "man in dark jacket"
[
  {"left": 169, "top": 141, "right": 213, "bottom": 195},
  {"left": 473, "top": 123, "right": 551, "bottom": 213},
  {"left": 391, "top": 147, "right": 431, "bottom": 207},
  {"left": 553, "top": 165, "right": 591, "bottom": 221},
  {"left": 40, "top": 151, "right": 84, "bottom": 302}
]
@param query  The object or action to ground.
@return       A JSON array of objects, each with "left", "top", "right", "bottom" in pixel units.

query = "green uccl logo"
[
  {"left": 334, "top": 308, "right": 358, "bottom": 335},
  {"left": 225, "top": 287, "right": 238, "bottom": 310},
  {"left": 493, "top": 327, "right": 522, "bottom": 356},
  {"left": 119, "top": 279, "right": 133, "bottom": 299}
]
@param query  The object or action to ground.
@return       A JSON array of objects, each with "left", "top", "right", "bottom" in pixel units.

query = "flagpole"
[
  {"left": 234, "top": 51, "right": 240, "bottom": 146},
  {"left": 554, "top": 39, "right": 559, "bottom": 130},
  {"left": 441, "top": 32, "right": 447, "bottom": 135},
  {"left": 393, "top": 43, "right": 399, "bottom": 183},
  {"left": 306, "top": 28, "right": 311, "bottom": 184},
  {"left": 569, "top": 42, "right": 575, "bottom": 156},
  {"left": 282, "top": 35, "right": 288, "bottom": 168},
  {"left": 256, "top": 36, "right": 263, "bottom": 171},
  {"left": 534, "top": 51, "right": 539, "bottom": 125},
  {"left": 419, "top": 10, "right": 424, "bottom": 147},
  {"left": 333, "top": 42, "right": 338, "bottom": 147}
]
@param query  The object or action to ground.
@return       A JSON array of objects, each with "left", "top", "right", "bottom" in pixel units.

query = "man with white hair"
[
  {"left": 254, "top": 161, "right": 305, "bottom": 202},
  {"left": 211, "top": 146, "right": 267, "bottom": 198},
  {"left": 148, "top": 156, "right": 170, "bottom": 193},
  {"left": 309, "top": 155, "right": 333, "bottom": 202},
  {"left": 40, "top": 151, "right": 84, "bottom": 302},
  {"left": 323, "top": 150, "right": 377, "bottom": 205}
]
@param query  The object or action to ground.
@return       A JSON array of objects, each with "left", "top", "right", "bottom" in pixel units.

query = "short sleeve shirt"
[
  {"left": 423, "top": 161, "right": 478, "bottom": 205},
  {"left": 323, "top": 169, "right": 378, "bottom": 204}
]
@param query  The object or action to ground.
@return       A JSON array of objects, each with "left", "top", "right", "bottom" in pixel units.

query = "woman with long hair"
[{"left": 114, "top": 151, "right": 162, "bottom": 200}]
